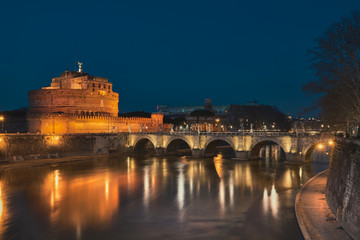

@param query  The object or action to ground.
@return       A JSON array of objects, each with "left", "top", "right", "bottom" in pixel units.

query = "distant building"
[
  {"left": 292, "top": 117, "right": 330, "bottom": 133},
  {"left": 159, "top": 99, "right": 228, "bottom": 132},
  {"left": 186, "top": 115, "right": 228, "bottom": 132},
  {"left": 159, "top": 99, "right": 295, "bottom": 132},
  {"left": 0, "top": 108, "right": 28, "bottom": 133},
  {"left": 28, "top": 64, "right": 167, "bottom": 134},
  {"left": 227, "top": 104, "right": 291, "bottom": 131},
  {"left": 159, "top": 99, "right": 229, "bottom": 116}
]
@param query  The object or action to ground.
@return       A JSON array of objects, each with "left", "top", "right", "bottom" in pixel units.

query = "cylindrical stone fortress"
[{"left": 29, "top": 70, "right": 119, "bottom": 116}]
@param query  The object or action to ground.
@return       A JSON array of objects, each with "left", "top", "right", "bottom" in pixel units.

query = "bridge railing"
[
  {"left": 130, "top": 131, "right": 311, "bottom": 137},
  {"left": 130, "top": 131, "right": 323, "bottom": 137}
]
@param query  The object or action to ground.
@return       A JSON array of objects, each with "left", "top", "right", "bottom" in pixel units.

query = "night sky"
[{"left": 1, "top": 0, "right": 360, "bottom": 116}]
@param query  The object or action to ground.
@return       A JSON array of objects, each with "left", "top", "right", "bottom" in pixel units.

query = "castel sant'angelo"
[{"left": 28, "top": 63, "right": 165, "bottom": 134}]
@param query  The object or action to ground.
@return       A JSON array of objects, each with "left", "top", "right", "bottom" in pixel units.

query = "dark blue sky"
[{"left": 1, "top": 0, "right": 360, "bottom": 116}]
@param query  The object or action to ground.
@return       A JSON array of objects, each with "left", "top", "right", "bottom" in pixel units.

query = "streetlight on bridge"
[{"left": 0, "top": 115, "right": 4, "bottom": 133}]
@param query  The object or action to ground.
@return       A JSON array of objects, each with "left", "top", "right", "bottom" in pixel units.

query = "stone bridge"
[{"left": 127, "top": 131, "right": 329, "bottom": 163}]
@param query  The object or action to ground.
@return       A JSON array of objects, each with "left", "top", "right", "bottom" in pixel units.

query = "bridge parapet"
[
  {"left": 129, "top": 131, "right": 323, "bottom": 163},
  {"left": 131, "top": 131, "right": 319, "bottom": 137}
]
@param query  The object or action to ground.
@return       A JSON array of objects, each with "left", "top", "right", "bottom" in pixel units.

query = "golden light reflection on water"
[
  {"left": 213, "top": 155, "right": 224, "bottom": 178},
  {"left": 177, "top": 162, "right": 186, "bottom": 222},
  {"left": 229, "top": 171, "right": 234, "bottom": 208},
  {"left": 219, "top": 180, "right": 226, "bottom": 214},
  {"left": 233, "top": 164, "right": 254, "bottom": 192},
  {"left": 281, "top": 169, "right": 293, "bottom": 190},
  {"left": 0, "top": 155, "right": 316, "bottom": 239},
  {"left": 0, "top": 186, "right": 2, "bottom": 215},
  {"left": 263, "top": 185, "right": 279, "bottom": 219},
  {"left": 38, "top": 167, "right": 142, "bottom": 230},
  {"left": 0, "top": 181, "right": 9, "bottom": 238},
  {"left": 212, "top": 154, "right": 307, "bottom": 217},
  {"left": 143, "top": 165, "right": 150, "bottom": 210}
]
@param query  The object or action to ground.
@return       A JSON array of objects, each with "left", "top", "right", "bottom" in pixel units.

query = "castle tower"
[
  {"left": 27, "top": 65, "right": 167, "bottom": 134},
  {"left": 204, "top": 98, "right": 212, "bottom": 110},
  {"left": 28, "top": 68, "right": 119, "bottom": 116}
]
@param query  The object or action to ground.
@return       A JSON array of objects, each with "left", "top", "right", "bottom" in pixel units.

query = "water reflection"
[
  {"left": 0, "top": 155, "right": 327, "bottom": 239},
  {"left": 0, "top": 181, "right": 9, "bottom": 239},
  {"left": 143, "top": 165, "right": 150, "bottom": 210},
  {"left": 177, "top": 161, "right": 186, "bottom": 222},
  {"left": 263, "top": 185, "right": 279, "bottom": 219},
  {"left": 41, "top": 169, "right": 121, "bottom": 229},
  {"left": 213, "top": 154, "right": 224, "bottom": 178}
]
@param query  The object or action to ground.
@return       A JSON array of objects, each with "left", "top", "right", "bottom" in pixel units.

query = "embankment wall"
[
  {"left": 0, "top": 133, "right": 128, "bottom": 161},
  {"left": 326, "top": 140, "right": 360, "bottom": 240}
]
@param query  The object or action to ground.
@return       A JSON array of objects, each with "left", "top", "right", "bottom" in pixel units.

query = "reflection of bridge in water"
[{"left": 128, "top": 131, "right": 327, "bottom": 163}]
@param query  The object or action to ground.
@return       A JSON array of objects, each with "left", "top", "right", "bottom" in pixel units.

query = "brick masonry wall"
[
  {"left": 326, "top": 140, "right": 360, "bottom": 240},
  {"left": 0, "top": 133, "right": 129, "bottom": 161},
  {"left": 28, "top": 113, "right": 169, "bottom": 134}
]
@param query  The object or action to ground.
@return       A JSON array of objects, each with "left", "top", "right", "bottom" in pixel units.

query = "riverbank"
[
  {"left": 295, "top": 170, "right": 352, "bottom": 240},
  {"left": 0, "top": 154, "right": 110, "bottom": 172},
  {"left": 0, "top": 133, "right": 128, "bottom": 162}
]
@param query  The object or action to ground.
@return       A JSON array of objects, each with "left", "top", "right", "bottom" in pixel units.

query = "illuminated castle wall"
[
  {"left": 28, "top": 67, "right": 166, "bottom": 134},
  {"left": 29, "top": 70, "right": 119, "bottom": 116}
]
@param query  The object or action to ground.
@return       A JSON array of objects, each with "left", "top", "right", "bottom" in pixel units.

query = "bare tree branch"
[{"left": 304, "top": 11, "right": 360, "bottom": 132}]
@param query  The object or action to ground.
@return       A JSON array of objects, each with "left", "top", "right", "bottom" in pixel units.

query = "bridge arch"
[
  {"left": 165, "top": 138, "right": 192, "bottom": 156},
  {"left": 302, "top": 141, "right": 331, "bottom": 162},
  {"left": 204, "top": 138, "right": 236, "bottom": 158},
  {"left": 134, "top": 137, "right": 156, "bottom": 155},
  {"left": 250, "top": 140, "right": 286, "bottom": 161},
  {"left": 303, "top": 145, "right": 317, "bottom": 162}
]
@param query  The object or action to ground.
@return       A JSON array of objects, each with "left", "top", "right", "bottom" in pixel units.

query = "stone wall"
[
  {"left": 28, "top": 113, "right": 170, "bottom": 134},
  {"left": 0, "top": 133, "right": 129, "bottom": 161},
  {"left": 326, "top": 140, "right": 360, "bottom": 240},
  {"left": 29, "top": 88, "right": 119, "bottom": 116}
]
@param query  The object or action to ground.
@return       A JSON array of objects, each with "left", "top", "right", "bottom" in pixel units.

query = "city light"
[
  {"left": 98, "top": 90, "right": 106, "bottom": 96},
  {"left": 317, "top": 143, "right": 324, "bottom": 149},
  {"left": 0, "top": 116, "right": 3, "bottom": 133},
  {"left": 46, "top": 135, "right": 61, "bottom": 145}
]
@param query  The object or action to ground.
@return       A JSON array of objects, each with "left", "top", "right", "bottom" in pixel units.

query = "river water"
[{"left": 0, "top": 154, "right": 329, "bottom": 240}]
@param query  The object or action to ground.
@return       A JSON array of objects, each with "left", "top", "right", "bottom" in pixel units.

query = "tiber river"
[{"left": 0, "top": 148, "right": 329, "bottom": 240}]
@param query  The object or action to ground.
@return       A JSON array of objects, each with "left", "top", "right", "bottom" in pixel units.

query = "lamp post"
[
  {"left": 215, "top": 118, "right": 220, "bottom": 132},
  {"left": 0, "top": 115, "right": 4, "bottom": 133}
]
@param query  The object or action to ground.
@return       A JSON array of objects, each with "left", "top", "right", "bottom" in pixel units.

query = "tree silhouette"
[{"left": 303, "top": 11, "right": 360, "bottom": 132}]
